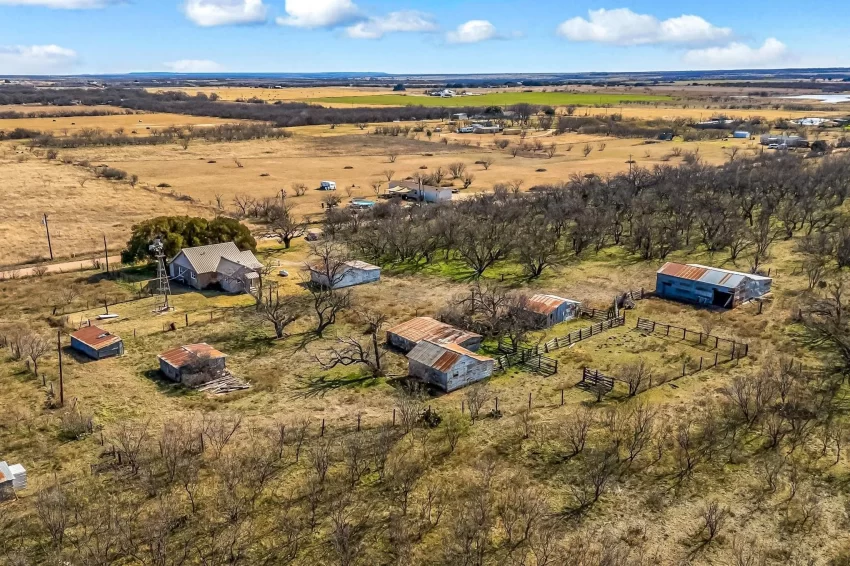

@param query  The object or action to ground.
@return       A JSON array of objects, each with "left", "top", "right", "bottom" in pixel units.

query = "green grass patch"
[{"left": 310, "top": 92, "right": 672, "bottom": 108}]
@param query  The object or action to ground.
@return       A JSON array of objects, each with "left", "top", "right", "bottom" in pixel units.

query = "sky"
[{"left": 0, "top": 0, "right": 848, "bottom": 75}]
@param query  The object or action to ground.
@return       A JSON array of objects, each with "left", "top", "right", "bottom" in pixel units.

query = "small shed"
[
  {"left": 388, "top": 181, "right": 453, "bottom": 203},
  {"left": 524, "top": 294, "right": 581, "bottom": 327},
  {"left": 70, "top": 325, "right": 124, "bottom": 360},
  {"left": 310, "top": 260, "right": 381, "bottom": 289},
  {"left": 386, "top": 317, "right": 483, "bottom": 353},
  {"left": 158, "top": 343, "right": 227, "bottom": 386},
  {"left": 407, "top": 340, "right": 495, "bottom": 392},
  {"left": 733, "top": 131, "right": 750, "bottom": 139},
  {"left": 656, "top": 263, "right": 772, "bottom": 308},
  {"left": 0, "top": 461, "right": 25, "bottom": 501}
]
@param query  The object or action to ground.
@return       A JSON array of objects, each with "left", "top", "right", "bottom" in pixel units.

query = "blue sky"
[{"left": 0, "top": 0, "right": 848, "bottom": 75}]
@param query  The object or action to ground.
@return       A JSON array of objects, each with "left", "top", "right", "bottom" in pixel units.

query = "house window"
[{"left": 189, "top": 271, "right": 196, "bottom": 281}]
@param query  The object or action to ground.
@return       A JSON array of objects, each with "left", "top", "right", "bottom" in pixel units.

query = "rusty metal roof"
[
  {"left": 407, "top": 340, "right": 493, "bottom": 372},
  {"left": 526, "top": 294, "right": 579, "bottom": 316},
  {"left": 0, "top": 462, "right": 11, "bottom": 483},
  {"left": 71, "top": 325, "right": 122, "bottom": 350},
  {"left": 387, "top": 317, "right": 481, "bottom": 346},
  {"left": 658, "top": 262, "right": 771, "bottom": 288},
  {"left": 158, "top": 343, "right": 226, "bottom": 369}
]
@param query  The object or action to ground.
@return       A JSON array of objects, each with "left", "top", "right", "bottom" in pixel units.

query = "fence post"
[
  {"left": 460, "top": 402, "right": 464, "bottom": 415},
  {"left": 185, "top": 313, "right": 189, "bottom": 326},
  {"left": 731, "top": 342, "right": 736, "bottom": 359},
  {"left": 528, "top": 392, "right": 532, "bottom": 411},
  {"left": 357, "top": 414, "right": 361, "bottom": 432},
  {"left": 495, "top": 397, "right": 499, "bottom": 412},
  {"left": 652, "top": 321, "right": 656, "bottom": 332},
  {"left": 320, "top": 419, "right": 325, "bottom": 437},
  {"left": 682, "top": 363, "right": 686, "bottom": 377},
  {"left": 699, "top": 333, "right": 703, "bottom": 345},
  {"left": 715, "top": 353, "right": 719, "bottom": 367},
  {"left": 561, "top": 388, "right": 564, "bottom": 406},
  {"left": 699, "top": 357, "right": 703, "bottom": 371},
  {"left": 393, "top": 408, "right": 396, "bottom": 425},
  {"left": 683, "top": 328, "right": 686, "bottom": 340}
]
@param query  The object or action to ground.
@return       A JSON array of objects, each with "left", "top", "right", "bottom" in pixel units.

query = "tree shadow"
[
  {"left": 291, "top": 372, "right": 380, "bottom": 399},
  {"left": 142, "top": 369, "right": 197, "bottom": 397}
]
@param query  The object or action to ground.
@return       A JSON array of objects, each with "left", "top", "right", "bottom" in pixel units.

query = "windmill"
[{"left": 149, "top": 238, "right": 172, "bottom": 313}]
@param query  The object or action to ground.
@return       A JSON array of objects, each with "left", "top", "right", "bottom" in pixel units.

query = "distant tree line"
[{"left": 0, "top": 108, "right": 129, "bottom": 119}]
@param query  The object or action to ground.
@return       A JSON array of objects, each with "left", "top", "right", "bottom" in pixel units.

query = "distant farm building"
[
  {"left": 760, "top": 134, "right": 810, "bottom": 148},
  {"left": 407, "top": 340, "right": 495, "bottom": 392},
  {"left": 386, "top": 317, "right": 483, "bottom": 353},
  {"left": 472, "top": 123, "right": 502, "bottom": 134},
  {"left": 733, "top": 131, "right": 750, "bottom": 139},
  {"left": 309, "top": 260, "right": 381, "bottom": 289},
  {"left": 158, "top": 343, "right": 227, "bottom": 386},
  {"left": 523, "top": 294, "right": 581, "bottom": 327},
  {"left": 70, "top": 325, "right": 124, "bottom": 360},
  {"left": 0, "top": 461, "right": 26, "bottom": 501},
  {"left": 169, "top": 242, "right": 262, "bottom": 294},
  {"left": 388, "top": 181, "right": 453, "bottom": 203},
  {"left": 656, "top": 263, "right": 772, "bottom": 308}
]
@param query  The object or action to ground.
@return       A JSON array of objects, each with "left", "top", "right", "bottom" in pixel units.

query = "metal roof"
[
  {"left": 389, "top": 180, "right": 445, "bottom": 193},
  {"left": 171, "top": 242, "right": 262, "bottom": 275},
  {"left": 387, "top": 317, "right": 482, "bottom": 346},
  {"left": 344, "top": 260, "right": 380, "bottom": 271},
  {"left": 0, "top": 462, "right": 11, "bottom": 483},
  {"left": 158, "top": 343, "right": 226, "bottom": 369},
  {"left": 657, "top": 262, "right": 771, "bottom": 288},
  {"left": 526, "top": 294, "right": 579, "bottom": 316},
  {"left": 71, "top": 325, "right": 122, "bottom": 350},
  {"left": 407, "top": 340, "right": 493, "bottom": 372}
]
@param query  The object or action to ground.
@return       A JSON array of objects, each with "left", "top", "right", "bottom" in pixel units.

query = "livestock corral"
[{"left": 2, "top": 84, "right": 850, "bottom": 565}]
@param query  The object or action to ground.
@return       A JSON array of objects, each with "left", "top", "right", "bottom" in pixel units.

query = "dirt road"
[{"left": 0, "top": 256, "right": 122, "bottom": 280}]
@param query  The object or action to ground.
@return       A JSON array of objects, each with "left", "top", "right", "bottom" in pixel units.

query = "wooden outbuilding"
[
  {"left": 386, "top": 317, "right": 483, "bottom": 353},
  {"left": 407, "top": 340, "right": 495, "bottom": 392},
  {"left": 70, "top": 325, "right": 124, "bottom": 359},
  {"left": 524, "top": 294, "right": 581, "bottom": 327}
]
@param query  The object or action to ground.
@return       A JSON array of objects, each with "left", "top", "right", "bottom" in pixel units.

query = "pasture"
[{"left": 310, "top": 91, "right": 673, "bottom": 107}]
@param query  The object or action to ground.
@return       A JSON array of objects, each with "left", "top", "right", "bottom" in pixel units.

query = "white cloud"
[
  {"left": 0, "top": 44, "right": 78, "bottom": 74},
  {"left": 446, "top": 20, "right": 500, "bottom": 44},
  {"left": 164, "top": 59, "right": 224, "bottom": 73},
  {"left": 345, "top": 10, "right": 436, "bottom": 39},
  {"left": 0, "top": 0, "right": 117, "bottom": 7},
  {"left": 683, "top": 38, "right": 788, "bottom": 68},
  {"left": 184, "top": 0, "right": 267, "bottom": 27},
  {"left": 557, "top": 8, "right": 732, "bottom": 46},
  {"left": 276, "top": 0, "right": 360, "bottom": 28}
]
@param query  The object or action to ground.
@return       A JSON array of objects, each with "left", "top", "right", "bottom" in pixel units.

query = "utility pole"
[
  {"left": 103, "top": 234, "right": 109, "bottom": 276},
  {"left": 43, "top": 213, "right": 54, "bottom": 260},
  {"left": 57, "top": 330, "right": 64, "bottom": 407}
]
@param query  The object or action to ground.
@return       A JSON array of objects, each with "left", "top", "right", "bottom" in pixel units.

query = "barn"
[
  {"left": 70, "top": 325, "right": 124, "bottom": 360},
  {"left": 656, "top": 263, "right": 772, "bottom": 308},
  {"left": 158, "top": 343, "right": 227, "bottom": 386},
  {"left": 524, "top": 294, "right": 581, "bottom": 327},
  {"left": 386, "top": 317, "right": 483, "bottom": 353},
  {"left": 309, "top": 260, "right": 381, "bottom": 289},
  {"left": 407, "top": 340, "right": 495, "bottom": 392}
]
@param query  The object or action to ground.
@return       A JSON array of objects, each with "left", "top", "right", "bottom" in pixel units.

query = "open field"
[
  {"left": 311, "top": 91, "right": 673, "bottom": 107},
  {"left": 145, "top": 85, "right": 389, "bottom": 102},
  {"left": 0, "top": 155, "right": 210, "bottom": 266},
  {"left": 0, "top": 112, "right": 243, "bottom": 135}
]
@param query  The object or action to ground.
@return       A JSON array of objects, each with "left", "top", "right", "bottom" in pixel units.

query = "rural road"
[{"left": 0, "top": 256, "right": 122, "bottom": 280}]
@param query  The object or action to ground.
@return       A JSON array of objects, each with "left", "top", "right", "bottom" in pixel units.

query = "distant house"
[
  {"left": 656, "top": 263, "right": 772, "bottom": 309},
  {"left": 309, "top": 260, "right": 381, "bottom": 289},
  {"left": 158, "top": 343, "right": 227, "bottom": 386},
  {"left": 387, "top": 317, "right": 483, "bottom": 353},
  {"left": 0, "top": 461, "right": 26, "bottom": 501},
  {"left": 388, "top": 180, "right": 453, "bottom": 203},
  {"left": 523, "top": 294, "right": 581, "bottom": 327},
  {"left": 169, "top": 242, "right": 262, "bottom": 294},
  {"left": 407, "top": 340, "right": 495, "bottom": 392},
  {"left": 760, "top": 134, "right": 810, "bottom": 148},
  {"left": 472, "top": 124, "right": 502, "bottom": 134},
  {"left": 70, "top": 325, "right": 124, "bottom": 360}
]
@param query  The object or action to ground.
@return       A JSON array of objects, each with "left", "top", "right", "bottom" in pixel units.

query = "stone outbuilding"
[
  {"left": 70, "top": 325, "right": 124, "bottom": 360},
  {"left": 158, "top": 343, "right": 227, "bottom": 386},
  {"left": 407, "top": 340, "right": 495, "bottom": 392},
  {"left": 386, "top": 317, "right": 483, "bottom": 353}
]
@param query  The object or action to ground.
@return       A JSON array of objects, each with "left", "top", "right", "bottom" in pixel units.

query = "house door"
[{"left": 712, "top": 290, "right": 734, "bottom": 308}]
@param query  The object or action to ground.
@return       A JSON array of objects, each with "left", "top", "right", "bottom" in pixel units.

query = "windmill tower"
[{"left": 149, "top": 238, "right": 172, "bottom": 313}]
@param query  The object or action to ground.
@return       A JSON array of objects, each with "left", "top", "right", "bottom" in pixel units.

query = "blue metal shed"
[
  {"left": 70, "top": 326, "right": 124, "bottom": 360},
  {"left": 733, "top": 131, "right": 750, "bottom": 139},
  {"left": 656, "top": 263, "right": 772, "bottom": 308}
]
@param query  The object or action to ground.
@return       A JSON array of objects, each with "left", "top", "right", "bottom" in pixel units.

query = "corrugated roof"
[
  {"left": 172, "top": 242, "right": 261, "bottom": 275},
  {"left": 387, "top": 317, "right": 481, "bottom": 346},
  {"left": 407, "top": 340, "right": 493, "bottom": 372},
  {"left": 388, "top": 180, "right": 444, "bottom": 192},
  {"left": 71, "top": 325, "right": 122, "bottom": 350},
  {"left": 526, "top": 294, "right": 579, "bottom": 316},
  {"left": 344, "top": 260, "right": 380, "bottom": 271},
  {"left": 658, "top": 262, "right": 771, "bottom": 287},
  {"left": 158, "top": 343, "right": 226, "bottom": 369},
  {"left": 0, "top": 462, "right": 11, "bottom": 483}
]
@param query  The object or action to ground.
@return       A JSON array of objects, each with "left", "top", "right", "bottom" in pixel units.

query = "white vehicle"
[{"left": 319, "top": 181, "right": 337, "bottom": 191}]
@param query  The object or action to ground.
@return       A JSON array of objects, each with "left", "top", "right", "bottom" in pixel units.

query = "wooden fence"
[
  {"left": 495, "top": 347, "right": 559, "bottom": 376},
  {"left": 505, "top": 315, "right": 626, "bottom": 356},
  {"left": 578, "top": 368, "right": 614, "bottom": 394},
  {"left": 635, "top": 317, "right": 749, "bottom": 358}
]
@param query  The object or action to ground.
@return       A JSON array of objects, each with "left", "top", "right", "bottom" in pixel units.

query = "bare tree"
[
  {"left": 464, "top": 383, "right": 492, "bottom": 423},
  {"left": 441, "top": 410, "right": 469, "bottom": 453},
  {"left": 370, "top": 180, "right": 383, "bottom": 196},
  {"left": 582, "top": 144, "right": 593, "bottom": 158},
  {"left": 309, "top": 287, "right": 351, "bottom": 337},
  {"left": 461, "top": 172, "right": 475, "bottom": 189},
  {"left": 698, "top": 500, "right": 729, "bottom": 543},
  {"left": 383, "top": 169, "right": 396, "bottom": 183},
  {"left": 26, "top": 333, "right": 49, "bottom": 375},
  {"left": 388, "top": 152, "right": 398, "bottom": 163},
  {"left": 268, "top": 202, "right": 306, "bottom": 249},
  {"left": 35, "top": 483, "right": 69, "bottom": 549},
  {"left": 561, "top": 407, "right": 593, "bottom": 457},
  {"left": 449, "top": 162, "right": 467, "bottom": 179},
  {"left": 621, "top": 358, "right": 652, "bottom": 397},
  {"left": 481, "top": 157, "right": 494, "bottom": 170},
  {"left": 255, "top": 282, "right": 302, "bottom": 339},
  {"left": 322, "top": 193, "right": 343, "bottom": 209},
  {"left": 292, "top": 182, "right": 308, "bottom": 197}
]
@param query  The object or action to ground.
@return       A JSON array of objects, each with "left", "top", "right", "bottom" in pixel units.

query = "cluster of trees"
[
  {"left": 0, "top": 326, "right": 49, "bottom": 375},
  {"left": 121, "top": 216, "right": 256, "bottom": 263},
  {"left": 0, "top": 108, "right": 128, "bottom": 119},
  {"left": 318, "top": 152, "right": 850, "bottom": 280}
]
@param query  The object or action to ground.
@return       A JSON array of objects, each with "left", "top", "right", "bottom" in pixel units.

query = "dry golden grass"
[
  {"left": 0, "top": 104, "right": 129, "bottom": 115},
  {"left": 144, "top": 85, "right": 389, "bottom": 102},
  {"left": 0, "top": 112, "right": 242, "bottom": 135},
  {"left": 0, "top": 152, "right": 209, "bottom": 266}
]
